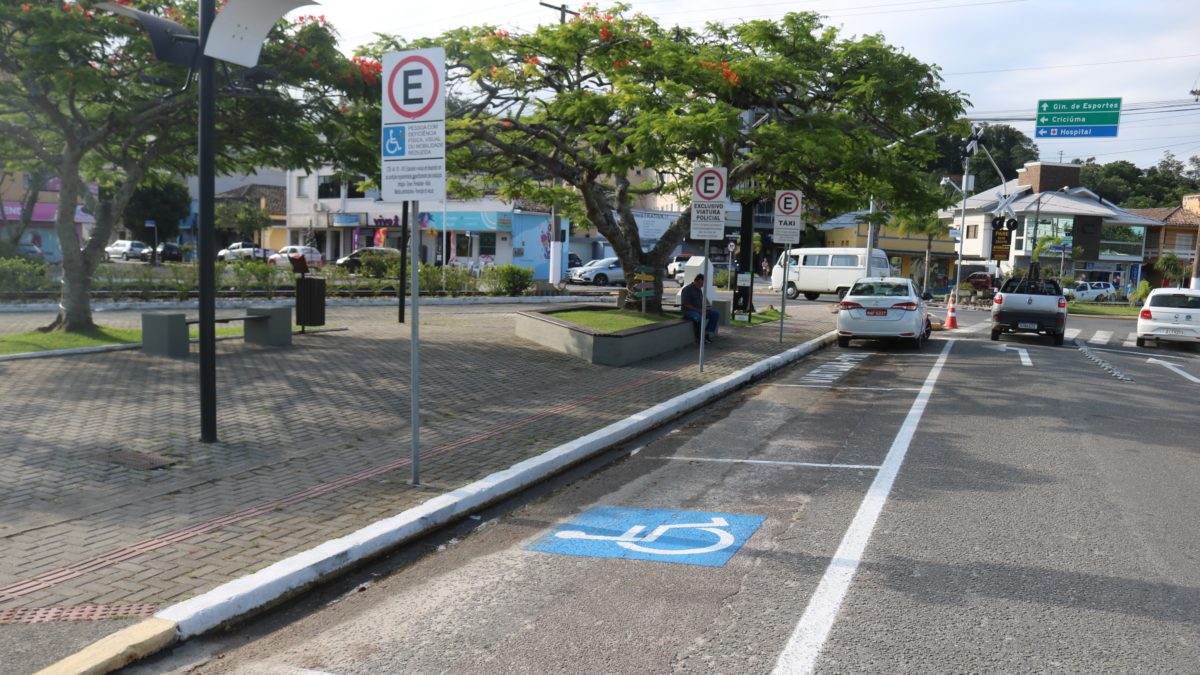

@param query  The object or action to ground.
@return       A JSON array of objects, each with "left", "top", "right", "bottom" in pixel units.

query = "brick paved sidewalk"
[{"left": 0, "top": 302, "right": 835, "bottom": 673}]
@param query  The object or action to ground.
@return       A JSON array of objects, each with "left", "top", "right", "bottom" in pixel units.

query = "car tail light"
[
  {"left": 1058, "top": 297, "right": 1067, "bottom": 308},
  {"left": 838, "top": 301, "right": 862, "bottom": 310},
  {"left": 993, "top": 293, "right": 1003, "bottom": 304},
  {"left": 1140, "top": 308, "right": 1152, "bottom": 319},
  {"left": 891, "top": 301, "right": 918, "bottom": 311}
]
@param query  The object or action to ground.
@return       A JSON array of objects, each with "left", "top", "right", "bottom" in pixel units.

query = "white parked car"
[
  {"left": 1068, "top": 281, "right": 1117, "bottom": 302},
  {"left": 1136, "top": 287, "right": 1200, "bottom": 348},
  {"left": 268, "top": 245, "right": 324, "bottom": 268},
  {"left": 104, "top": 240, "right": 149, "bottom": 261},
  {"left": 836, "top": 276, "right": 932, "bottom": 349},
  {"left": 218, "top": 241, "right": 268, "bottom": 261}
]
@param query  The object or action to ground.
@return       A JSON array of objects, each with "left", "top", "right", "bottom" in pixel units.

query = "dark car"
[
  {"left": 335, "top": 247, "right": 402, "bottom": 273},
  {"left": 139, "top": 242, "right": 183, "bottom": 263}
]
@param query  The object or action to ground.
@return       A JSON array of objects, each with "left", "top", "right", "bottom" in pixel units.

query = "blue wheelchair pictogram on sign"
[
  {"left": 382, "top": 126, "right": 406, "bottom": 158},
  {"left": 527, "top": 506, "right": 765, "bottom": 567}
]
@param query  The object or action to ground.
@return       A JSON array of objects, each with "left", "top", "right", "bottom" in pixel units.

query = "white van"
[{"left": 770, "top": 247, "right": 891, "bottom": 300}]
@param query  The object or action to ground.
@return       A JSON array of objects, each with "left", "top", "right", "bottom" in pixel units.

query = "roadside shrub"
[
  {"left": 714, "top": 270, "right": 735, "bottom": 289},
  {"left": 359, "top": 251, "right": 390, "bottom": 279},
  {"left": 0, "top": 257, "right": 57, "bottom": 293},
  {"left": 230, "top": 260, "right": 256, "bottom": 297},
  {"left": 167, "top": 263, "right": 195, "bottom": 300},
  {"left": 1130, "top": 279, "right": 1151, "bottom": 306},
  {"left": 441, "top": 264, "right": 478, "bottom": 295},
  {"left": 482, "top": 264, "right": 533, "bottom": 296}
]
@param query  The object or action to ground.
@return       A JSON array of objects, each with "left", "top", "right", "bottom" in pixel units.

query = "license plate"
[
  {"left": 1160, "top": 328, "right": 1184, "bottom": 334},
  {"left": 1018, "top": 322, "right": 1037, "bottom": 330},
  {"left": 866, "top": 308, "right": 887, "bottom": 316}
]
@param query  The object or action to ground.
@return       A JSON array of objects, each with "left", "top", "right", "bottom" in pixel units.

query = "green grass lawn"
[
  {"left": 736, "top": 308, "right": 789, "bottom": 326},
  {"left": 1067, "top": 303, "right": 1141, "bottom": 317},
  {"left": 553, "top": 309, "right": 682, "bottom": 333},
  {"left": 0, "top": 325, "right": 245, "bottom": 355}
]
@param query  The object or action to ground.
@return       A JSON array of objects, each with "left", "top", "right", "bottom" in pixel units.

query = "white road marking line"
[
  {"left": 1065, "top": 328, "right": 1081, "bottom": 340},
  {"left": 1123, "top": 332, "right": 1137, "bottom": 348},
  {"left": 654, "top": 456, "right": 882, "bottom": 470},
  {"left": 1088, "top": 330, "right": 1113, "bottom": 345},
  {"left": 1086, "top": 345, "right": 1191, "bottom": 361},
  {"left": 772, "top": 339, "right": 954, "bottom": 675},
  {"left": 769, "top": 384, "right": 922, "bottom": 392},
  {"left": 1147, "top": 357, "right": 1200, "bottom": 384}
]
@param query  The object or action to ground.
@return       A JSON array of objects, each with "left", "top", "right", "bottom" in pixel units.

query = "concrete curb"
[
  {"left": 42, "top": 330, "right": 835, "bottom": 673},
  {"left": 0, "top": 295, "right": 610, "bottom": 314},
  {"left": 32, "top": 618, "right": 178, "bottom": 675}
]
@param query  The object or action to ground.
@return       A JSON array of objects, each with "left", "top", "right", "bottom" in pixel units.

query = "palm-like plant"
[{"left": 893, "top": 210, "right": 950, "bottom": 292}]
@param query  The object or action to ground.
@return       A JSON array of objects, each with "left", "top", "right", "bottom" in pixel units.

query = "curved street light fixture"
[{"left": 98, "top": 0, "right": 317, "bottom": 443}]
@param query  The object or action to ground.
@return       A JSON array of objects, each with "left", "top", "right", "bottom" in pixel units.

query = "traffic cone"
[{"left": 945, "top": 291, "right": 959, "bottom": 330}]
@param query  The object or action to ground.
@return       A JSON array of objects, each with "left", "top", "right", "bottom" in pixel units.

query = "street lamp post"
[{"left": 99, "top": 0, "right": 314, "bottom": 442}]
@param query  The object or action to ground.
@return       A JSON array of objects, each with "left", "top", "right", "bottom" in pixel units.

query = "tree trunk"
[{"left": 48, "top": 162, "right": 98, "bottom": 331}]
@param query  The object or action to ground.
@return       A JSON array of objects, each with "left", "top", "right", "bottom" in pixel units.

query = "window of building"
[
  {"left": 966, "top": 224, "right": 978, "bottom": 239},
  {"left": 346, "top": 175, "right": 367, "bottom": 199},
  {"left": 479, "top": 232, "right": 496, "bottom": 256},
  {"left": 455, "top": 234, "right": 471, "bottom": 258},
  {"left": 317, "top": 175, "right": 340, "bottom": 199},
  {"left": 295, "top": 174, "right": 308, "bottom": 197}
]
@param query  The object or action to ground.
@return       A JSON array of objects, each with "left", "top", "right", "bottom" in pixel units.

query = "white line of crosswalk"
[
  {"left": 1088, "top": 330, "right": 1113, "bottom": 345},
  {"left": 1065, "top": 328, "right": 1081, "bottom": 340}
]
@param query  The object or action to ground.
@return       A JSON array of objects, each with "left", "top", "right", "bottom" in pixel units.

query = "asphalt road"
[{"left": 130, "top": 308, "right": 1200, "bottom": 674}]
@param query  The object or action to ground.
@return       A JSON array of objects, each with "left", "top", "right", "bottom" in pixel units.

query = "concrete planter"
[{"left": 514, "top": 306, "right": 695, "bottom": 366}]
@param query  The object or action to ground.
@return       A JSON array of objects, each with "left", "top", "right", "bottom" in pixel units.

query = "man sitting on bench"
[{"left": 681, "top": 273, "right": 718, "bottom": 343}]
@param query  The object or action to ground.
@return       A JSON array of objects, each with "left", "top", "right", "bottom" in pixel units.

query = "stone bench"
[{"left": 141, "top": 307, "right": 291, "bottom": 358}]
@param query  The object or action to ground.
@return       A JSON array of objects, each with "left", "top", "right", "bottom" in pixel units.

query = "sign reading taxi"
[
  {"left": 773, "top": 190, "right": 803, "bottom": 245},
  {"left": 382, "top": 48, "right": 446, "bottom": 201},
  {"left": 691, "top": 166, "right": 727, "bottom": 240}
]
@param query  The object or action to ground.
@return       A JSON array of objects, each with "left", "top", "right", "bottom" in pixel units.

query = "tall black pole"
[
  {"left": 734, "top": 199, "right": 757, "bottom": 316},
  {"left": 198, "top": 0, "right": 217, "bottom": 442}
]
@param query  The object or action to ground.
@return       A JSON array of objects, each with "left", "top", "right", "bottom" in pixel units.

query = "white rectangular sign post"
[
  {"left": 692, "top": 167, "right": 727, "bottom": 372},
  {"left": 382, "top": 48, "right": 446, "bottom": 202},
  {"left": 773, "top": 190, "right": 803, "bottom": 343},
  {"left": 382, "top": 47, "right": 445, "bottom": 486}
]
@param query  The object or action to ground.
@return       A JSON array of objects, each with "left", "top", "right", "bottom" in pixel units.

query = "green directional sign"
[
  {"left": 1035, "top": 97, "right": 1121, "bottom": 140},
  {"left": 1036, "top": 111, "right": 1120, "bottom": 126}
]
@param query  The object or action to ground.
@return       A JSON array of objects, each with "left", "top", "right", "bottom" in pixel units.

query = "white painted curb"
[{"left": 156, "top": 330, "right": 835, "bottom": 638}]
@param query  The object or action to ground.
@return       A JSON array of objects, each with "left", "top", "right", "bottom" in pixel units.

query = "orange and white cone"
[{"left": 945, "top": 291, "right": 959, "bottom": 330}]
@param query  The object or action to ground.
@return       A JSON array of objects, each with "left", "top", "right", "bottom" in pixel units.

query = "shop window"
[
  {"left": 479, "top": 232, "right": 496, "bottom": 256},
  {"left": 455, "top": 235, "right": 471, "bottom": 258}
]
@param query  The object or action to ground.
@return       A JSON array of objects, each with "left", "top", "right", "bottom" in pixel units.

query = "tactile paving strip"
[{"left": 0, "top": 602, "right": 157, "bottom": 623}]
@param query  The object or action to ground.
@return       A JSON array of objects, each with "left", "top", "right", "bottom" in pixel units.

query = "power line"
[{"left": 945, "top": 52, "right": 1200, "bottom": 76}]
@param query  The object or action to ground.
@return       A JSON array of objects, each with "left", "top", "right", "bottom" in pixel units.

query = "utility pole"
[{"left": 538, "top": 2, "right": 578, "bottom": 23}]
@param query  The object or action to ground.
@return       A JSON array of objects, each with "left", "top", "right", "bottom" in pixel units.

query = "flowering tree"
[
  {"left": 0, "top": 3, "right": 374, "bottom": 330},
  {"left": 357, "top": 7, "right": 962, "bottom": 310}
]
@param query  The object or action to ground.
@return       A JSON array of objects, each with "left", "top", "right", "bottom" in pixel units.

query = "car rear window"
[
  {"left": 1148, "top": 293, "right": 1200, "bottom": 309},
  {"left": 850, "top": 282, "right": 909, "bottom": 296}
]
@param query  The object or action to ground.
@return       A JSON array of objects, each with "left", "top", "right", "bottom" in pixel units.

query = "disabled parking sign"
[{"left": 528, "top": 506, "right": 765, "bottom": 567}]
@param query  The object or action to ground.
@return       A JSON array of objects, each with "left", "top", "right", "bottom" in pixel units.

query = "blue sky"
[{"left": 303, "top": 0, "right": 1200, "bottom": 169}]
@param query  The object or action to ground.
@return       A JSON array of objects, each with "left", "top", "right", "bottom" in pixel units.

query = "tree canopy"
[
  {"left": 0, "top": 2, "right": 371, "bottom": 329},
  {"left": 121, "top": 174, "right": 191, "bottom": 242},
  {"left": 359, "top": 6, "right": 964, "bottom": 309},
  {"left": 1077, "top": 152, "right": 1200, "bottom": 208}
]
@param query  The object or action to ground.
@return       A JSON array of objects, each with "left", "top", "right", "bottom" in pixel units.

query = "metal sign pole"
[
  {"left": 699, "top": 241, "right": 708, "bottom": 372},
  {"left": 780, "top": 253, "right": 789, "bottom": 343},
  {"left": 410, "top": 199, "right": 421, "bottom": 485}
]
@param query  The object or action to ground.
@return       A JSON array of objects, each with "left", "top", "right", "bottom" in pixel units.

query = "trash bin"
[{"left": 295, "top": 276, "right": 326, "bottom": 328}]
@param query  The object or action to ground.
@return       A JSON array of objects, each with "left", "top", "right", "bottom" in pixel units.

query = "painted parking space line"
[
  {"left": 768, "top": 384, "right": 921, "bottom": 392},
  {"left": 797, "top": 353, "right": 871, "bottom": 385},
  {"left": 772, "top": 338, "right": 954, "bottom": 675},
  {"left": 1088, "top": 330, "right": 1113, "bottom": 345},
  {"left": 527, "top": 506, "right": 765, "bottom": 567},
  {"left": 651, "top": 456, "right": 881, "bottom": 470}
]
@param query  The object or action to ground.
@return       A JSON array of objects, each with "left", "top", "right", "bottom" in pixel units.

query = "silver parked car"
[
  {"left": 571, "top": 257, "right": 624, "bottom": 286},
  {"left": 104, "top": 240, "right": 149, "bottom": 261}
]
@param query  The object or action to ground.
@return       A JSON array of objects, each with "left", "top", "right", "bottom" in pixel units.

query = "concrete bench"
[{"left": 142, "top": 307, "right": 291, "bottom": 358}]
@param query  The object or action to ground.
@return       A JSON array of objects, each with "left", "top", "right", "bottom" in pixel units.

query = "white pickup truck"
[{"left": 990, "top": 277, "right": 1068, "bottom": 345}]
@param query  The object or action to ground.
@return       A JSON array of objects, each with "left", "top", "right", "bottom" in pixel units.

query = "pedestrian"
[
  {"left": 760, "top": 255, "right": 770, "bottom": 279},
  {"left": 681, "top": 273, "right": 719, "bottom": 343}
]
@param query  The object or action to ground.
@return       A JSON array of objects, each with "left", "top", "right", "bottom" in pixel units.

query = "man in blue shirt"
[{"left": 681, "top": 273, "right": 718, "bottom": 343}]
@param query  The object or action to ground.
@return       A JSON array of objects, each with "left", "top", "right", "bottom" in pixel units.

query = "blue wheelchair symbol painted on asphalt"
[
  {"left": 528, "top": 506, "right": 765, "bottom": 567},
  {"left": 382, "top": 126, "right": 406, "bottom": 158}
]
